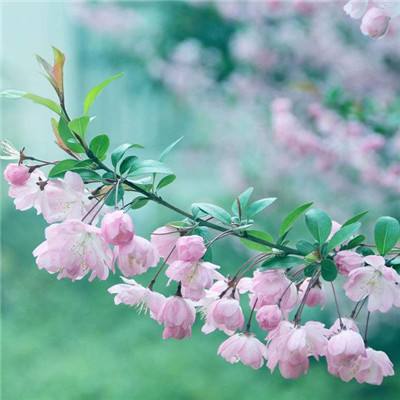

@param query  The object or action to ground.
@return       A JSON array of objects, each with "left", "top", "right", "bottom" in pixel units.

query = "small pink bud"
[
  {"left": 334, "top": 250, "right": 364, "bottom": 275},
  {"left": 151, "top": 225, "right": 180, "bottom": 263},
  {"left": 256, "top": 305, "right": 282, "bottom": 331},
  {"left": 101, "top": 210, "right": 134, "bottom": 246},
  {"left": 360, "top": 7, "right": 391, "bottom": 39},
  {"left": 4, "top": 163, "right": 30, "bottom": 186},
  {"left": 176, "top": 235, "right": 206, "bottom": 262}
]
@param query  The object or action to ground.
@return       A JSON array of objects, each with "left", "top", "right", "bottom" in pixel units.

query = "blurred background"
[{"left": 1, "top": 1, "right": 400, "bottom": 399}]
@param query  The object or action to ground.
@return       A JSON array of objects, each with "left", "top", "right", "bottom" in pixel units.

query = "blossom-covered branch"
[{"left": 1, "top": 49, "right": 399, "bottom": 385}]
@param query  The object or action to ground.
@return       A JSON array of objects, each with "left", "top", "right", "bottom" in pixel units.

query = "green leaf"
[
  {"left": 296, "top": 240, "right": 316, "bottom": 256},
  {"left": 68, "top": 116, "right": 90, "bottom": 138},
  {"left": 83, "top": 73, "right": 124, "bottom": 115},
  {"left": 111, "top": 143, "right": 143, "bottom": 168},
  {"left": 356, "top": 246, "right": 375, "bottom": 256},
  {"left": 343, "top": 235, "right": 366, "bottom": 250},
  {"left": 73, "top": 168, "right": 102, "bottom": 181},
  {"left": 128, "top": 160, "right": 173, "bottom": 177},
  {"left": 262, "top": 255, "right": 304, "bottom": 270},
  {"left": 1, "top": 90, "right": 62, "bottom": 115},
  {"left": 321, "top": 259, "right": 337, "bottom": 281},
  {"left": 342, "top": 211, "right": 368, "bottom": 227},
  {"left": 374, "top": 216, "right": 400, "bottom": 255},
  {"left": 193, "top": 203, "right": 231, "bottom": 225},
  {"left": 89, "top": 134, "right": 110, "bottom": 161},
  {"left": 157, "top": 174, "right": 176, "bottom": 190},
  {"left": 232, "top": 187, "right": 254, "bottom": 217},
  {"left": 105, "top": 185, "right": 124, "bottom": 206},
  {"left": 326, "top": 222, "right": 361, "bottom": 253},
  {"left": 247, "top": 197, "right": 276, "bottom": 218},
  {"left": 240, "top": 230, "right": 274, "bottom": 252},
  {"left": 119, "top": 155, "right": 138, "bottom": 175},
  {"left": 130, "top": 196, "right": 149, "bottom": 210},
  {"left": 58, "top": 118, "right": 85, "bottom": 153},
  {"left": 48, "top": 159, "right": 79, "bottom": 178},
  {"left": 304, "top": 263, "right": 319, "bottom": 277},
  {"left": 279, "top": 202, "right": 313, "bottom": 237},
  {"left": 305, "top": 209, "right": 332, "bottom": 244},
  {"left": 159, "top": 136, "right": 184, "bottom": 162}
]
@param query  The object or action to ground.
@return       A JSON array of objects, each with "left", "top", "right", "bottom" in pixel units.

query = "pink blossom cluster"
[
  {"left": 3, "top": 159, "right": 400, "bottom": 385},
  {"left": 271, "top": 98, "right": 400, "bottom": 193}
]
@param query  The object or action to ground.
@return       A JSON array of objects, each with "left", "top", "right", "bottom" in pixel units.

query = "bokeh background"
[{"left": 1, "top": 1, "right": 400, "bottom": 399}]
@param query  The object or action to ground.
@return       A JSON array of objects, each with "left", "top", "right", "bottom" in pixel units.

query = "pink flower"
[
  {"left": 202, "top": 297, "right": 244, "bottom": 335},
  {"left": 176, "top": 235, "right": 206, "bottom": 262},
  {"left": 166, "top": 260, "right": 224, "bottom": 300},
  {"left": 158, "top": 296, "right": 196, "bottom": 339},
  {"left": 334, "top": 250, "right": 364, "bottom": 275},
  {"left": 250, "top": 270, "right": 298, "bottom": 312},
  {"left": 344, "top": 255, "right": 400, "bottom": 312},
  {"left": 150, "top": 225, "right": 180, "bottom": 263},
  {"left": 3, "top": 163, "right": 30, "bottom": 185},
  {"left": 10, "top": 171, "right": 94, "bottom": 223},
  {"left": 115, "top": 236, "right": 159, "bottom": 277},
  {"left": 360, "top": 7, "right": 391, "bottom": 38},
  {"left": 256, "top": 305, "right": 282, "bottom": 331},
  {"left": 326, "top": 329, "right": 366, "bottom": 382},
  {"left": 8, "top": 169, "right": 46, "bottom": 211},
  {"left": 266, "top": 321, "right": 328, "bottom": 379},
  {"left": 101, "top": 210, "right": 134, "bottom": 245},
  {"left": 329, "top": 318, "right": 359, "bottom": 336},
  {"left": 355, "top": 348, "right": 394, "bottom": 385},
  {"left": 108, "top": 277, "right": 165, "bottom": 320},
  {"left": 299, "top": 278, "right": 326, "bottom": 308},
  {"left": 38, "top": 172, "right": 94, "bottom": 223},
  {"left": 33, "top": 219, "right": 113, "bottom": 281},
  {"left": 218, "top": 333, "right": 267, "bottom": 369},
  {"left": 344, "top": 0, "right": 368, "bottom": 19}
]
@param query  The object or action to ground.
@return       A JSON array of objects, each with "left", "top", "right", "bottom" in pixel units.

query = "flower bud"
[
  {"left": 360, "top": 7, "right": 390, "bottom": 39},
  {"left": 256, "top": 305, "right": 282, "bottom": 331},
  {"left": 334, "top": 250, "right": 364, "bottom": 275},
  {"left": 176, "top": 235, "right": 206, "bottom": 262},
  {"left": 4, "top": 163, "right": 30, "bottom": 186},
  {"left": 101, "top": 210, "right": 134, "bottom": 246}
]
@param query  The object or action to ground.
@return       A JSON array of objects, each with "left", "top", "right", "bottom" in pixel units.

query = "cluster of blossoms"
[
  {"left": 2, "top": 48, "right": 400, "bottom": 386},
  {"left": 3, "top": 158, "right": 400, "bottom": 384}
]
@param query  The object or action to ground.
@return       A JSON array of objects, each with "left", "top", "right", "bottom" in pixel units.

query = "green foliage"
[
  {"left": 342, "top": 211, "right": 368, "bottom": 227},
  {"left": 321, "top": 259, "right": 337, "bottom": 281},
  {"left": 48, "top": 159, "right": 80, "bottom": 178},
  {"left": 68, "top": 116, "right": 90, "bottom": 138},
  {"left": 343, "top": 234, "right": 366, "bottom": 250},
  {"left": 0, "top": 90, "right": 62, "bottom": 115},
  {"left": 157, "top": 174, "right": 176, "bottom": 190},
  {"left": 262, "top": 255, "right": 304, "bottom": 269},
  {"left": 326, "top": 222, "right": 361, "bottom": 252},
  {"left": 296, "top": 240, "right": 316, "bottom": 256},
  {"left": 104, "top": 185, "right": 125, "bottom": 206},
  {"left": 279, "top": 202, "right": 313, "bottom": 237},
  {"left": 111, "top": 143, "right": 144, "bottom": 168},
  {"left": 240, "top": 230, "right": 273, "bottom": 252},
  {"left": 128, "top": 160, "right": 173, "bottom": 177},
  {"left": 374, "top": 216, "right": 400, "bottom": 256},
  {"left": 305, "top": 209, "right": 332, "bottom": 245},
  {"left": 231, "top": 187, "right": 254, "bottom": 218},
  {"left": 247, "top": 197, "right": 276, "bottom": 218},
  {"left": 83, "top": 73, "right": 124, "bottom": 114},
  {"left": 58, "top": 118, "right": 85, "bottom": 153},
  {"left": 89, "top": 134, "right": 110, "bottom": 161},
  {"left": 192, "top": 203, "right": 231, "bottom": 225},
  {"left": 130, "top": 196, "right": 149, "bottom": 209}
]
